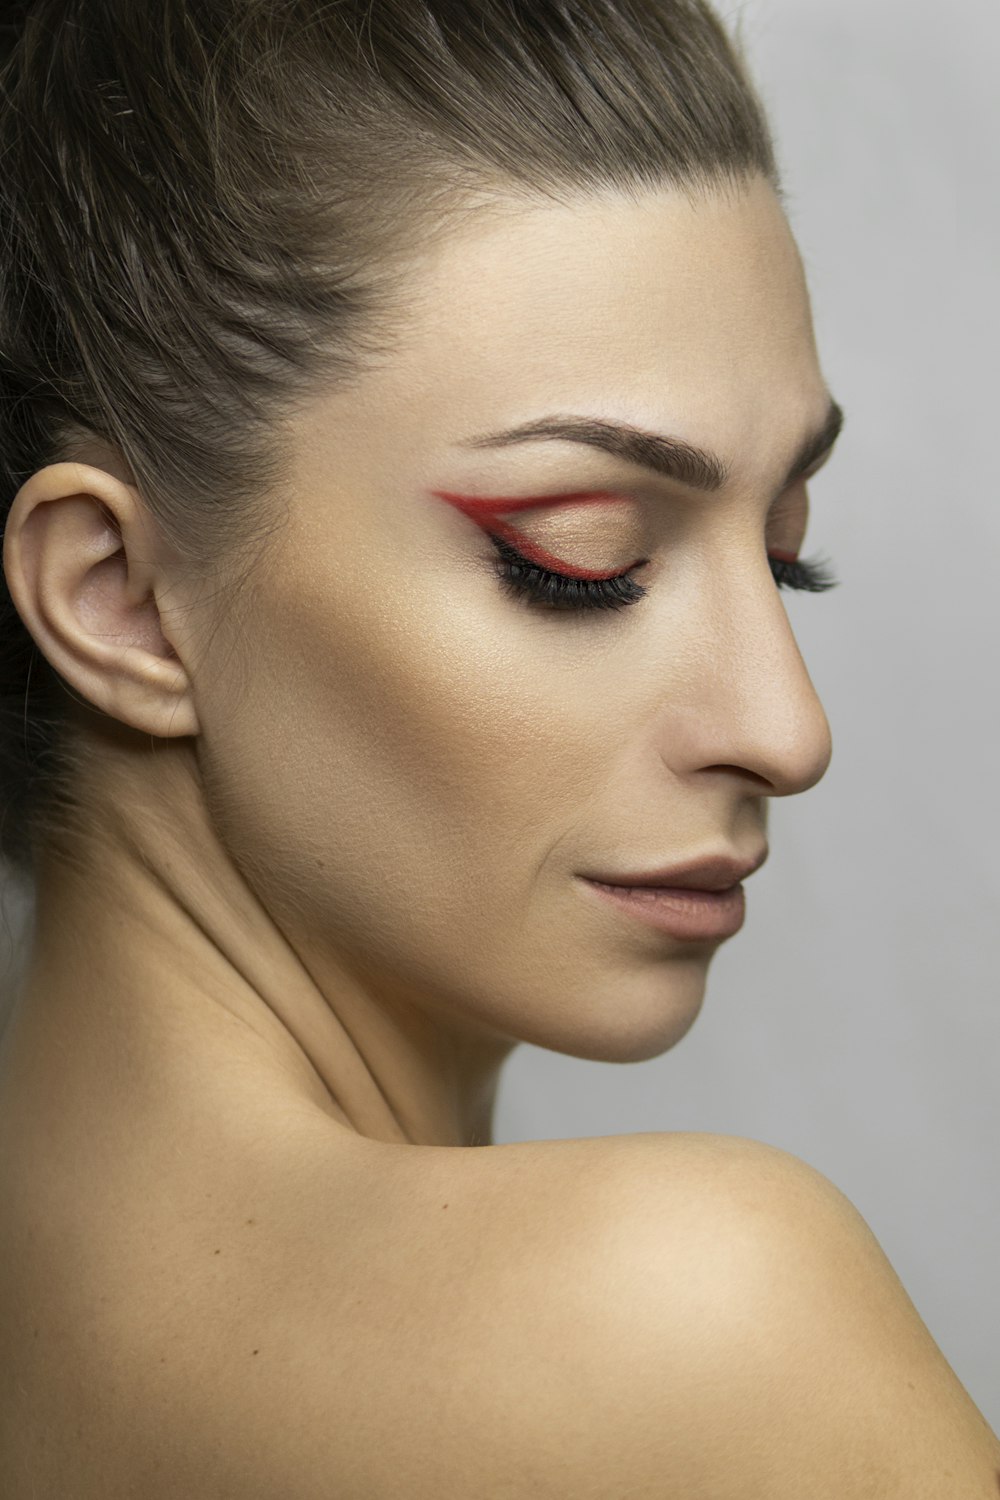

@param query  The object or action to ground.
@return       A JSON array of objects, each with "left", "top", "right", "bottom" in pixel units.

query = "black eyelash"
[
  {"left": 487, "top": 532, "right": 647, "bottom": 612},
  {"left": 769, "top": 553, "right": 840, "bottom": 594},
  {"left": 487, "top": 532, "right": 839, "bottom": 613}
]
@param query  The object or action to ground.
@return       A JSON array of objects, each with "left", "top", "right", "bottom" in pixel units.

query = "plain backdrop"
[{"left": 1, "top": 0, "right": 997, "bottom": 1432}]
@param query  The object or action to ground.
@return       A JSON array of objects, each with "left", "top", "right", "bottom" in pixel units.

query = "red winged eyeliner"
[
  {"left": 430, "top": 488, "right": 648, "bottom": 581},
  {"left": 431, "top": 488, "right": 803, "bottom": 575}
]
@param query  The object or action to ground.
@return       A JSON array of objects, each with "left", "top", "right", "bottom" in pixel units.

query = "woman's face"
[{"left": 184, "top": 174, "right": 835, "bottom": 1063}]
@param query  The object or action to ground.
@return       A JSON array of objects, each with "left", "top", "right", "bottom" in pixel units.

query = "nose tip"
[
  {"left": 750, "top": 692, "right": 833, "bottom": 799},
  {"left": 682, "top": 616, "right": 834, "bottom": 798}
]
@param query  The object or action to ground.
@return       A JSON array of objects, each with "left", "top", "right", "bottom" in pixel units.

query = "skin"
[
  {"left": 0, "top": 173, "right": 836, "bottom": 1157},
  {"left": 5, "top": 172, "right": 1000, "bottom": 1500}
]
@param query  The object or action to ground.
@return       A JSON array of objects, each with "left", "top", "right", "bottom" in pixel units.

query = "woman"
[{"left": 1, "top": 0, "right": 997, "bottom": 1493}]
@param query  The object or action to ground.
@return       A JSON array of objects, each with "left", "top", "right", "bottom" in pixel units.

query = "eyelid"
[
  {"left": 433, "top": 479, "right": 815, "bottom": 564},
  {"left": 431, "top": 488, "right": 634, "bottom": 518},
  {"left": 485, "top": 518, "right": 646, "bottom": 581},
  {"left": 432, "top": 488, "right": 643, "bottom": 577}
]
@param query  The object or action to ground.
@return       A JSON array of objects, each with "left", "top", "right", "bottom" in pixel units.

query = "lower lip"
[{"left": 580, "top": 878, "right": 746, "bottom": 940}]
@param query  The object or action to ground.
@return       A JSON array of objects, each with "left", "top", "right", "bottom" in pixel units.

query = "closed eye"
[{"left": 486, "top": 533, "right": 839, "bottom": 613}]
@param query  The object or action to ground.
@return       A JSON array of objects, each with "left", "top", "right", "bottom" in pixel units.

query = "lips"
[{"left": 581, "top": 848, "right": 768, "bottom": 893}]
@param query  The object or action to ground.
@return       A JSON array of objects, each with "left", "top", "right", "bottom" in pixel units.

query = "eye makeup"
[
  {"left": 430, "top": 488, "right": 839, "bottom": 613},
  {"left": 484, "top": 529, "right": 650, "bottom": 611},
  {"left": 430, "top": 488, "right": 647, "bottom": 582},
  {"left": 432, "top": 488, "right": 631, "bottom": 518}
]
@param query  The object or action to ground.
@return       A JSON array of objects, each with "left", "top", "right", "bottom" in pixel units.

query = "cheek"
[{"left": 194, "top": 558, "right": 601, "bottom": 949}]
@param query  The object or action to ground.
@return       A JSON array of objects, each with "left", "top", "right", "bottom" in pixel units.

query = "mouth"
[
  {"left": 575, "top": 847, "right": 766, "bottom": 943},
  {"left": 579, "top": 876, "right": 748, "bottom": 941}
]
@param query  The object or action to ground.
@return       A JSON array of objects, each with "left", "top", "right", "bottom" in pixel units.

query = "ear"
[{"left": 2, "top": 462, "right": 202, "bottom": 738}]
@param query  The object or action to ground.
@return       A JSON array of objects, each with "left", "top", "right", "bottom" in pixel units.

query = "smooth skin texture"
[{"left": 1, "top": 176, "right": 998, "bottom": 1495}]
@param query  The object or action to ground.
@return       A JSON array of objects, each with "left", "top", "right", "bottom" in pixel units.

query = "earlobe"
[{"left": 2, "top": 462, "right": 202, "bottom": 739}]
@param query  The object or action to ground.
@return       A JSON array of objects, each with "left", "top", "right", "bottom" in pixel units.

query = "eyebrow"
[{"left": 456, "top": 397, "right": 845, "bottom": 496}]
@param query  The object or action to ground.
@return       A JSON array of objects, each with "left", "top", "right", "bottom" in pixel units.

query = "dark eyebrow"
[{"left": 457, "top": 398, "right": 845, "bottom": 494}]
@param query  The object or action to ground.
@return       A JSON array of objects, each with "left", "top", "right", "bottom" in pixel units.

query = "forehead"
[
  {"left": 387, "top": 176, "right": 824, "bottom": 435},
  {"left": 284, "top": 178, "right": 830, "bottom": 528}
]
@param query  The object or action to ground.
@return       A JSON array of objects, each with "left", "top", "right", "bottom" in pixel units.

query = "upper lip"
[{"left": 582, "top": 847, "right": 769, "bottom": 892}]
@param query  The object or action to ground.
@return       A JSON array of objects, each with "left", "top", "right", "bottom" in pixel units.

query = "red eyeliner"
[
  {"left": 431, "top": 488, "right": 632, "bottom": 515},
  {"left": 430, "top": 488, "right": 644, "bottom": 582}
]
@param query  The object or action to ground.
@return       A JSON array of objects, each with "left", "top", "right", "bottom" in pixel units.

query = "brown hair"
[{"left": 0, "top": 0, "right": 779, "bottom": 879}]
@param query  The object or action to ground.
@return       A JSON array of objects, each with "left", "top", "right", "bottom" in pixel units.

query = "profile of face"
[
  {"left": 16, "top": 174, "right": 835, "bottom": 1083},
  {"left": 137, "top": 172, "right": 829, "bottom": 1070}
]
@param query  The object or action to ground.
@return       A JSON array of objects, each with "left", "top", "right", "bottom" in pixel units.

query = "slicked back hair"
[{"left": 0, "top": 0, "right": 779, "bottom": 877}]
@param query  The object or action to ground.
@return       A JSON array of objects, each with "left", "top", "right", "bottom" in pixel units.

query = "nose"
[{"left": 655, "top": 568, "right": 834, "bottom": 798}]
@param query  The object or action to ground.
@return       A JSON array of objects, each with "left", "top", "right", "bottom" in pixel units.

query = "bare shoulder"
[
  {"left": 9, "top": 1124, "right": 998, "bottom": 1498},
  {"left": 500, "top": 1129, "right": 1000, "bottom": 1499},
  {"left": 291, "top": 1127, "right": 1000, "bottom": 1499}
]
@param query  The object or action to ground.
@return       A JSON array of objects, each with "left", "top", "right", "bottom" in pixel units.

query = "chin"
[{"left": 507, "top": 962, "right": 710, "bottom": 1064}]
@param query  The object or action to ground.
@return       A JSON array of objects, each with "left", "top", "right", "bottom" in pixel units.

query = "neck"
[{"left": 14, "top": 739, "right": 514, "bottom": 1150}]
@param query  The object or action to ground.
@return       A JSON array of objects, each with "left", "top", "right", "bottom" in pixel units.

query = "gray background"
[
  {"left": 495, "top": 0, "right": 1000, "bottom": 1429},
  {"left": 2, "top": 0, "right": 997, "bottom": 1432}
]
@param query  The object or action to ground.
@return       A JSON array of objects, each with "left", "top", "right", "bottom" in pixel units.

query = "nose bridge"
[{"left": 666, "top": 571, "right": 834, "bottom": 797}]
